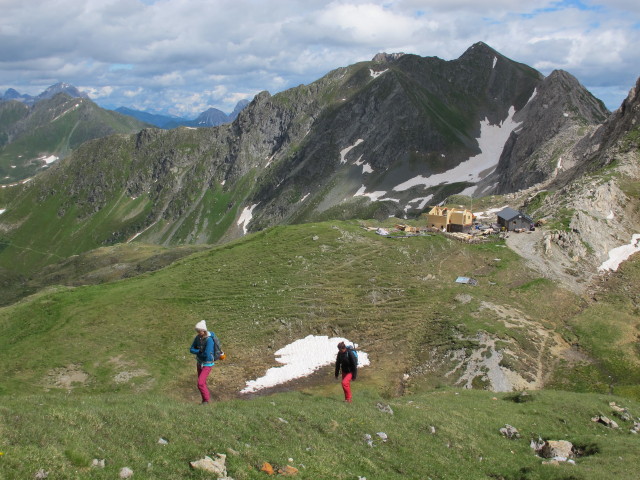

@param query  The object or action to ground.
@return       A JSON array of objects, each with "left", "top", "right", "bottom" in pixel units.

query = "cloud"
[{"left": 0, "top": 0, "right": 638, "bottom": 116}]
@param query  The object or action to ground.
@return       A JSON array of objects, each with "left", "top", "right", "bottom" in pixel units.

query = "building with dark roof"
[{"left": 497, "top": 207, "right": 534, "bottom": 231}]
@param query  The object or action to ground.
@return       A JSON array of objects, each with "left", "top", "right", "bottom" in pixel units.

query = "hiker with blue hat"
[{"left": 189, "top": 320, "right": 223, "bottom": 404}]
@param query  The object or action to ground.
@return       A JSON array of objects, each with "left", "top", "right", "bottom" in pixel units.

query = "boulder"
[
  {"left": 190, "top": 454, "right": 230, "bottom": 478},
  {"left": 540, "top": 440, "right": 573, "bottom": 460},
  {"left": 119, "top": 467, "right": 134, "bottom": 479},
  {"left": 499, "top": 424, "right": 521, "bottom": 439},
  {"left": 591, "top": 415, "right": 619, "bottom": 428}
]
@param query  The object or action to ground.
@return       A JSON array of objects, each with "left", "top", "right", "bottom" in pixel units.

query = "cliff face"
[{"left": 484, "top": 70, "right": 610, "bottom": 194}]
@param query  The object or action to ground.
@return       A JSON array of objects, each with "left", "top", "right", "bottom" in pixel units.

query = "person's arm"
[
  {"left": 335, "top": 354, "right": 341, "bottom": 378},
  {"left": 189, "top": 337, "right": 199, "bottom": 355}
]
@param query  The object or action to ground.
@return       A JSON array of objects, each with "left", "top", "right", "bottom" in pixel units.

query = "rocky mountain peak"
[
  {"left": 459, "top": 41, "right": 501, "bottom": 61},
  {"left": 37, "top": 82, "right": 88, "bottom": 101},
  {"left": 372, "top": 52, "right": 405, "bottom": 63}
]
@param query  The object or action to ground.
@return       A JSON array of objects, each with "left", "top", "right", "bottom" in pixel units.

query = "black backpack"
[{"left": 346, "top": 345, "right": 358, "bottom": 366}]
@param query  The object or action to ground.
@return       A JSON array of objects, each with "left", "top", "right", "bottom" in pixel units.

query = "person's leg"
[
  {"left": 197, "top": 365, "right": 212, "bottom": 403},
  {"left": 341, "top": 372, "right": 353, "bottom": 402}
]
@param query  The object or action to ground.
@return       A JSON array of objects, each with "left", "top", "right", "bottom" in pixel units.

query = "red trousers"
[
  {"left": 197, "top": 364, "right": 212, "bottom": 402},
  {"left": 341, "top": 372, "right": 353, "bottom": 402}
]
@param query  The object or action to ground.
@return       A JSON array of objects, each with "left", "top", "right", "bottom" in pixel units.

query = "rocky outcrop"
[{"left": 487, "top": 70, "right": 609, "bottom": 194}]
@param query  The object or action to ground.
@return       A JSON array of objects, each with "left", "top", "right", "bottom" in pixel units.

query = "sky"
[{"left": 1, "top": 0, "right": 639, "bottom": 118}]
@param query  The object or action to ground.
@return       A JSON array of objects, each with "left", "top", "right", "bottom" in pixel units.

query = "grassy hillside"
[
  {"left": 0, "top": 220, "right": 639, "bottom": 478},
  {"left": 0, "top": 96, "right": 148, "bottom": 184},
  {"left": 1, "top": 389, "right": 638, "bottom": 480}
]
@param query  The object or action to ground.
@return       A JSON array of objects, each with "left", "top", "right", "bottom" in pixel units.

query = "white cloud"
[{"left": 0, "top": 0, "right": 638, "bottom": 116}]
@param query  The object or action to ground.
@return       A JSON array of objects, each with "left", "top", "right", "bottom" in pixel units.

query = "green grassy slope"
[
  {"left": 1, "top": 221, "right": 638, "bottom": 398},
  {"left": 0, "top": 220, "right": 639, "bottom": 478},
  {"left": 1, "top": 389, "right": 638, "bottom": 480},
  {"left": 0, "top": 96, "right": 148, "bottom": 184}
]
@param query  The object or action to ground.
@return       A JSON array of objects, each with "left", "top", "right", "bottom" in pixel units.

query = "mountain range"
[
  {"left": 0, "top": 41, "right": 637, "bottom": 300},
  {"left": 114, "top": 99, "right": 250, "bottom": 129}
]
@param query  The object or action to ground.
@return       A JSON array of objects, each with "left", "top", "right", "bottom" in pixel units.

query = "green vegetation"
[
  {"left": 523, "top": 191, "right": 551, "bottom": 216},
  {"left": 1, "top": 389, "right": 638, "bottom": 480},
  {"left": 0, "top": 218, "right": 639, "bottom": 478},
  {"left": 545, "top": 207, "right": 575, "bottom": 231}
]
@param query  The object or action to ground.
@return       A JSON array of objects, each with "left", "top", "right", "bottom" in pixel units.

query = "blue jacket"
[{"left": 190, "top": 332, "right": 216, "bottom": 367}]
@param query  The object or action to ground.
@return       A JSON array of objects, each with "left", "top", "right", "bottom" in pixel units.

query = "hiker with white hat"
[{"left": 189, "top": 320, "right": 222, "bottom": 404}]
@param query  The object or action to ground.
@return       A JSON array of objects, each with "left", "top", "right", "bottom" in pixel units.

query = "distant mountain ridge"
[
  {"left": 115, "top": 99, "right": 250, "bottom": 129},
  {"left": 0, "top": 82, "right": 89, "bottom": 105},
  {"left": 1, "top": 84, "right": 250, "bottom": 130},
  {"left": 0, "top": 91, "right": 149, "bottom": 183}
]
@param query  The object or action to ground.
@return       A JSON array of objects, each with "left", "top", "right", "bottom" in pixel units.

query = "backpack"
[
  {"left": 209, "top": 331, "right": 223, "bottom": 361},
  {"left": 346, "top": 345, "right": 358, "bottom": 366}
]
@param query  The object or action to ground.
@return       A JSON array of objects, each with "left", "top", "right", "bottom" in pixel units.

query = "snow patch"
[
  {"left": 237, "top": 203, "right": 259, "bottom": 235},
  {"left": 40, "top": 155, "right": 59, "bottom": 165},
  {"left": 606, "top": 211, "right": 614, "bottom": 220},
  {"left": 492, "top": 56, "right": 497, "bottom": 69},
  {"left": 299, "top": 193, "right": 310, "bottom": 203},
  {"left": 0, "top": 209, "right": 5, "bottom": 215},
  {"left": 407, "top": 195, "right": 433, "bottom": 210},
  {"left": 370, "top": 68, "right": 388, "bottom": 79},
  {"left": 354, "top": 185, "right": 400, "bottom": 203},
  {"left": 52, "top": 103, "right": 81, "bottom": 122},
  {"left": 340, "top": 139, "right": 364, "bottom": 164},
  {"left": 598, "top": 234, "right": 640, "bottom": 272},
  {"left": 393, "top": 106, "right": 521, "bottom": 194},
  {"left": 241, "top": 335, "right": 369, "bottom": 394},
  {"left": 354, "top": 155, "right": 374, "bottom": 174},
  {"left": 265, "top": 154, "right": 275, "bottom": 168}
]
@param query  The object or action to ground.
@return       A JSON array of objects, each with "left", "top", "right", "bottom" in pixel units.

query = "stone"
[
  {"left": 34, "top": 470, "right": 48, "bottom": 479},
  {"left": 376, "top": 432, "right": 388, "bottom": 442},
  {"left": 499, "top": 424, "right": 521, "bottom": 439},
  {"left": 119, "top": 467, "right": 134, "bottom": 479},
  {"left": 540, "top": 440, "right": 573, "bottom": 460},
  {"left": 190, "top": 454, "right": 228, "bottom": 478},
  {"left": 376, "top": 402, "right": 394, "bottom": 415},
  {"left": 591, "top": 415, "right": 619, "bottom": 428},
  {"left": 91, "top": 459, "right": 105, "bottom": 468},
  {"left": 363, "top": 434, "right": 374, "bottom": 447}
]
